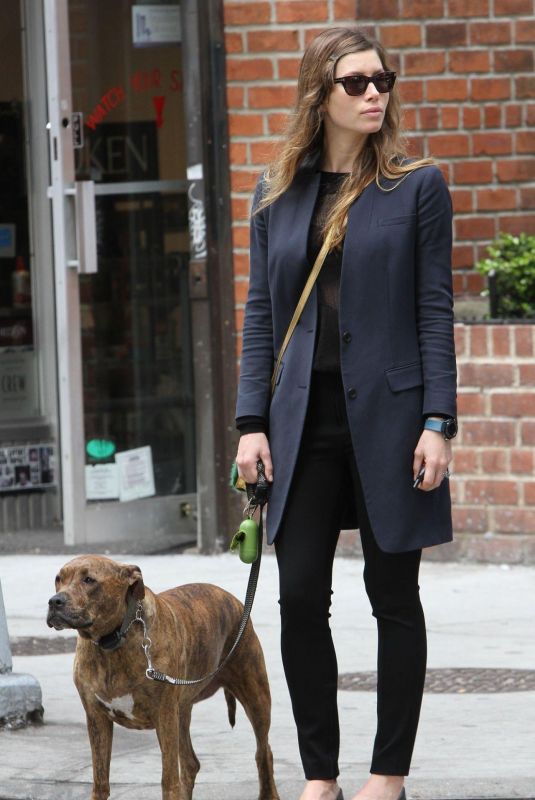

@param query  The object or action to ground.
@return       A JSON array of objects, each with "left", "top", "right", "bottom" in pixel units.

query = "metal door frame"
[{"left": 42, "top": 0, "right": 232, "bottom": 548}]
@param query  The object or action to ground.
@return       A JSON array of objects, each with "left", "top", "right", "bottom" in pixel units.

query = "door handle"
[{"left": 64, "top": 180, "right": 97, "bottom": 274}]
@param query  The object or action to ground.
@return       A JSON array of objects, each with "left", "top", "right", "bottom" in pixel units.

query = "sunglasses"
[{"left": 333, "top": 71, "right": 396, "bottom": 96}]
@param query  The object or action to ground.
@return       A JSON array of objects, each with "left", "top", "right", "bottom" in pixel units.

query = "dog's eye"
[{"left": 82, "top": 576, "right": 96, "bottom": 585}]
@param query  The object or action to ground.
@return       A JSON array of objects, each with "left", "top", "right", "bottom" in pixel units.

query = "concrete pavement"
[{"left": 0, "top": 551, "right": 534, "bottom": 800}]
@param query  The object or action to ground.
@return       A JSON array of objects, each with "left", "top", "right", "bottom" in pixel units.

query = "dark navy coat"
[{"left": 236, "top": 158, "right": 457, "bottom": 553}]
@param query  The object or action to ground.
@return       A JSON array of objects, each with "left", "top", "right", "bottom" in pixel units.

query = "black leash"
[{"left": 142, "top": 463, "right": 269, "bottom": 686}]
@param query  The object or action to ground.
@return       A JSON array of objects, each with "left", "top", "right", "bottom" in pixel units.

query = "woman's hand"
[
  {"left": 413, "top": 428, "right": 452, "bottom": 491},
  {"left": 236, "top": 433, "right": 274, "bottom": 484}
]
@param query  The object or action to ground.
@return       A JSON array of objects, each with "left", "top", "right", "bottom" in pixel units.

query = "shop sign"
[
  {"left": 132, "top": 5, "right": 181, "bottom": 46},
  {"left": 0, "top": 351, "right": 38, "bottom": 419},
  {"left": 0, "top": 444, "right": 55, "bottom": 492},
  {"left": 115, "top": 445, "right": 155, "bottom": 502},
  {"left": 85, "top": 463, "right": 119, "bottom": 500}
]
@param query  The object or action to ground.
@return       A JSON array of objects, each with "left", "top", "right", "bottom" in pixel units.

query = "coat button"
[
  {"left": 342, "top": 331, "right": 352, "bottom": 343},
  {"left": 347, "top": 387, "right": 357, "bottom": 399}
]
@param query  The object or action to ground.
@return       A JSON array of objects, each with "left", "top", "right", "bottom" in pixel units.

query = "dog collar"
[{"left": 92, "top": 597, "right": 142, "bottom": 652}]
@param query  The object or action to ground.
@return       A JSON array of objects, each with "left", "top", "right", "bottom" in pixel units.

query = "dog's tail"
[{"left": 224, "top": 689, "right": 237, "bottom": 728}]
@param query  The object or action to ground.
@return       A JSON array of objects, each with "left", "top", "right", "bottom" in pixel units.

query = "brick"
[
  {"left": 231, "top": 226, "right": 250, "bottom": 250},
  {"left": 452, "top": 273, "right": 464, "bottom": 294},
  {"left": 480, "top": 449, "right": 508, "bottom": 474},
  {"left": 495, "top": 50, "right": 534, "bottom": 73},
  {"left": 511, "top": 450, "right": 534, "bottom": 474},
  {"left": 462, "top": 107, "right": 481, "bottom": 128},
  {"left": 484, "top": 105, "right": 502, "bottom": 128},
  {"left": 230, "top": 169, "right": 260, "bottom": 193},
  {"left": 235, "top": 307, "right": 245, "bottom": 331},
  {"left": 469, "top": 22, "right": 511, "bottom": 45},
  {"left": 430, "top": 134, "right": 470, "bottom": 157},
  {"left": 381, "top": 24, "right": 421, "bottom": 47},
  {"left": 495, "top": 0, "right": 532, "bottom": 13},
  {"left": 234, "top": 279, "right": 251, "bottom": 304},
  {"left": 226, "top": 58, "right": 273, "bottom": 82},
  {"left": 404, "top": 51, "right": 446, "bottom": 74},
  {"left": 334, "top": 0, "right": 357, "bottom": 18},
  {"left": 267, "top": 112, "right": 289, "bottom": 134},
  {"left": 476, "top": 189, "right": 516, "bottom": 211},
  {"left": 250, "top": 140, "right": 278, "bottom": 164},
  {"left": 505, "top": 104, "right": 522, "bottom": 127},
  {"left": 232, "top": 252, "right": 250, "bottom": 276},
  {"left": 491, "top": 326, "right": 511, "bottom": 356},
  {"left": 498, "top": 214, "right": 535, "bottom": 236},
  {"left": 516, "top": 131, "right": 535, "bottom": 154},
  {"left": 457, "top": 392, "right": 486, "bottom": 415},
  {"left": 454, "top": 325, "right": 467, "bottom": 356},
  {"left": 520, "top": 189, "right": 535, "bottom": 211},
  {"left": 427, "top": 23, "right": 467, "bottom": 47},
  {"left": 527, "top": 104, "right": 535, "bottom": 126},
  {"left": 491, "top": 393, "right": 535, "bottom": 417},
  {"left": 228, "top": 113, "right": 264, "bottom": 136},
  {"left": 471, "top": 78, "right": 511, "bottom": 101},
  {"left": 455, "top": 216, "right": 495, "bottom": 240},
  {"left": 525, "top": 483, "right": 535, "bottom": 505},
  {"left": 275, "top": 0, "right": 328, "bottom": 22},
  {"left": 427, "top": 79, "right": 468, "bottom": 101},
  {"left": 516, "top": 328, "right": 534, "bottom": 357},
  {"left": 406, "top": 135, "right": 425, "bottom": 157},
  {"left": 452, "top": 507, "right": 488, "bottom": 533},
  {"left": 454, "top": 160, "right": 493, "bottom": 185},
  {"left": 278, "top": 58, "right": 301, "bottom": 79},
  {"left": 515, "top": 19, "right": 535, "bottom": 43},
  {"left": 515, "top": 76, "right": 535, "bottom": 99},
  {"left": 441, "top": 108, "right": 460, "bottom": 129},
  {"left": 249, "top": 85, "right": 296, "bottom": 109},
  {"left": 248, "top": 30, "right": 299, "bottom": 52},
  {"left": 399, "top": 80, "right": 424, "bottom": 102},
  {"left": 473, "top": 133, "right": 513, "bottom": 156},
  {"left": 226, "top": 86, "right": 244, "bottom": 108},
  {"left": 460, "top": 363, "right": 515, "bottom": 387},
  {"left": 470, "top": 326, "right": 488, "bottom": 355},
  {"left": 357, "top": 0, "right": 398, "bottom": 17},
  {"left": 461, "top": 421, "right": 515, "bottom": 446},
  {"left": 224, "top": 2, "right": 271, "bottom": 25},
  {"left": 451, "top": 447, "right": 478, "bottom": 473},
  {"left": 401, "top": 0, "right": 443, "bottom": 18},
  {"left": 451, "top": 189, "right": 472, "bottom": 213},
  {"left": 229, "top": 142, "right": 247, "bottom": 165},
  {"left": 465, "top": 272, "right": 485, "bottom": 293},
  {"left": 225, "top": 33, "right": 243, "bottom": 54},
  {"left": 452, "top": 244, "right": 475, "bottom": 268},
  {"left": 494, "top": 508, "right": 535, "bottom": 534},
  {"left": 465, "top": 480, "right": 518, "bottom": 505},
  {"left": 402, "top": 108, "right": 417, "bottom": 129},
  {"left": 449, "top": 50, "right": 490, "bottom": 73},
  {"left": 521, "top": 422, "right": 535, "bottom": 445},
  {"left": 231, "top": 197, "right": 250, "bottom": 221},
  {"left": 496, "top": 159, "right": 535, "bottom": 182},
  {"left": 419, "top": 106, "right": 439, "bottom": 129},
  {"left": 448, "top": 0, "right": 489, "bottom": 14}
]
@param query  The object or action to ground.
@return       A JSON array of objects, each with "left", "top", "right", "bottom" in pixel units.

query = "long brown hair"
[{"left": 256, "top": 26, "right": 435, "bottom": 249}]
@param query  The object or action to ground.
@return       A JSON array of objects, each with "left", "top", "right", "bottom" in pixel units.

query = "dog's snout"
[{"left": 49, "top": 592, "right": 68, "bottom": 609}]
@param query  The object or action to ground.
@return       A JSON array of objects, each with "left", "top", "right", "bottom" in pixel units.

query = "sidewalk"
[{"left": 0, "top": 552, "right": 534, "bottom": 800}]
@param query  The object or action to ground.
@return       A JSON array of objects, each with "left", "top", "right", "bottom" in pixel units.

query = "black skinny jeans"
[{"left": 274, "top": 371, "right": 427, "bottom": 780}]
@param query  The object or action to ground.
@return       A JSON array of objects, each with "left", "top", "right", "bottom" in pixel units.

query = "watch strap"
[{"left": 423, "top": 418, "right": 445, "bottom": 435}]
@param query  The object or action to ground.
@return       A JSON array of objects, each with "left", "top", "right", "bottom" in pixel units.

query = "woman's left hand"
[{"left": 413, "top": 429, "right": 452, "bottom": 491}]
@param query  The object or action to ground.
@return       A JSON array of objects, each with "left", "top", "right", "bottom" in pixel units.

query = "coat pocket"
[
  {"left": 385, "top": 361, "right": 423, "bottom": 392},
  {"left": 377, "top": 213, "right": 417, "bottom": 227}
]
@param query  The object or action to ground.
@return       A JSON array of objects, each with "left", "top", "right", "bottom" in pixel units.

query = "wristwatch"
[{"left": 424, "top": 417, "right": 458, "bottom": 440}]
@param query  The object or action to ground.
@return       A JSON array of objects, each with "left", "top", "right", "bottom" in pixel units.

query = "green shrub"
[{"left": 476, "top": 232, "right": 535, "bottom": 319}]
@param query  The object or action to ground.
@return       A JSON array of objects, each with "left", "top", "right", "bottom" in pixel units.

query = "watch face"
[{"left": 444, "top": 418, "right": 458, "bottom": 439}]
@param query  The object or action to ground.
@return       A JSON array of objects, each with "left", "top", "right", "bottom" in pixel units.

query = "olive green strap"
[{"left": 270, "top": 228, "right": 335, "bottom": 394}]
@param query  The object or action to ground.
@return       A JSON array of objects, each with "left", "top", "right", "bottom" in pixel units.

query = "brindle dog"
[{"left": 47, "top": 554, "right": 279, "bottom": 800}]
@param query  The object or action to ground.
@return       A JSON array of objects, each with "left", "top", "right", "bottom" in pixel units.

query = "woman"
[{"left": 235, "top": 26, "right": 457, "bottom": 800}]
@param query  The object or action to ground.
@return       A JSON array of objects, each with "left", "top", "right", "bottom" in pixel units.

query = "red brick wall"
[{"left": 223, "top": 1, "right": 535, "bottom": 559}]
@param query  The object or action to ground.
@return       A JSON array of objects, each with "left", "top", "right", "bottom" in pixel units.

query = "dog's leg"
[
  {"left": 85, "top": 711, "right": 113, "bottom": 800},
  {"left": 227, "top": 636, "right": 280, "bottom": 800},
  {"left": 177, "top": 703, "right": 200, "bottom": 800},
  {"left": 156, "top": 703, "right": 183, "bottom": 800}
]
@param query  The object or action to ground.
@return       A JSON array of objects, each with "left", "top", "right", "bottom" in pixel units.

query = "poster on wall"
[
  {"left": 0, "top": 352, "right": 38, "bottom": 417},
  {"left": 115, "top": 446, "right": 155, "bottom": 502},
  {"left": 132, "top": 5, "right": 181, "bottom": 46},
  {"left": 0, "top": 444, "right": 56, "bottom": 491}
]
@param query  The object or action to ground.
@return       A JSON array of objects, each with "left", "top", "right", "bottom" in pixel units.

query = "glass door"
[{"left": 44, "top": 0, "right": 197, "bottom": 546}]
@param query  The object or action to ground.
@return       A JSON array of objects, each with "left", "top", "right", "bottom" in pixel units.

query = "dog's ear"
[{"left": 122, "top": 564, "right": 145, "bottom": 601}]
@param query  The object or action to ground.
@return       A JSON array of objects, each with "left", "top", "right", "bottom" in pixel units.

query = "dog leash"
[{"left": 136, "top": 467, "right": 268, "bottom": 687}]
